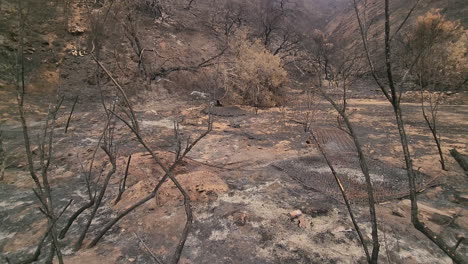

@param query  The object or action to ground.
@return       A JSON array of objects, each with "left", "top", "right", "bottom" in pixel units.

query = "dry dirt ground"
[
  {"left": 1, "top": 84, "right": 467, "bottom": 264},
  {"left": 1, "top": 1, "right": 468, "bottom": 264}
]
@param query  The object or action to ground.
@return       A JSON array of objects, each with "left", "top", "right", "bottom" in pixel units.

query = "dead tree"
[
  {"left": 15, "top": 89, "right": 66, "bottom": 263},
  {"left": 310, "top": 30, "right": 333, "bottom": 84},
  {"left": 328, "top": 50, "right": 363, "bottom": 116},
  {"left": 207, "top": 0, "right": 245, "bottom": 38},
  {"left": 309, "top": 131, "right": 376, "bottom": 263},
  {"left": 88, "top": 57, "right": 213, "bottom": 264},
  {"left": 309, "top": 52, "right": 379, "bottom": 262},
  {"left": 58, "top": 116, "right": 110, "bottom": 239},
  {"left": 12, "top": 96, "right": 68, "bottom": 263},
  {"left": 252, "top": 0, "right": 302, "bottom": 60},
  {"left": 352, "top": 0, "right": 466, "bottom": 262},
  {"left": 150, "top": 47, "right": 227, "bottom": 80},
  {"left": 74, "top": 112, "right": 118, "bottom": 249},
  {"left": 403, "top": 10, "right": 463, "bottom": 171},
  {"left": 319, "top": 88, "right": 380, "bottom": 263},
  {"left": 121, "top": 4, "right": 148, "bottom": 78},
  {"left": 419, "top": 82, "right": 446, "bottom": 170},
  {"left": 273, "top": 30, "right": 301, "bottom": 58},
  {"left": 12, "top": 1, "right": 68, "bottom": 262},
  {"left": 255, "top": 0, "right": 288, "bottom": 47}
]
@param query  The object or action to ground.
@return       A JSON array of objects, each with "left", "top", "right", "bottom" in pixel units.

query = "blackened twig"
[
  {"left": 115, "top": 155, "right": 132, "bottom": 205},
  {"left": 133, "top": 232, "right": 165, "bottom": 264},
  {"left": 65, "top": 96, "right": 79, "bottom": 133}
]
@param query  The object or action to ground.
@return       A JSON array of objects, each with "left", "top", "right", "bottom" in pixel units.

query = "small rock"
[
  {"left": 448, "top": 194, "right": 457, "bottom": 203},
  {"left": 190, "top": 91, "right": 209, "bottom": 99},
  {"left": 87, "top": 76, "right": 97, "bottom": 85},
  {"left": 333, "top": 226, "right": 352, "bottom": 233},
  {"left": 425, "top": 186, "right": 443, "bottom": 200},
  {"left": 399, "top": 200, "right": 455, "bottom": 225},
  {"left": 31, "top": 146, "right": 40, "bottom": 155},
  {"left": 454, "top": 194, "right": 468, "bottom": 205},
  {"left": 62, "top": 171, "right": 74, "bottom": 178},
  {"left": 430, "top": 213, "right": 452, "bottom": 225},
  {"left": 392, "top": 207, "right": 405, "bottom": 217},
  {"left": 68, "top": 25, "right": 86, "bottom": 35},
  {"left": 24, "top": 47, "right": 35, "bottom": 54},
  {"left": 454, "top": 215, "right": 468, "bottom": 229},
  {"left": 128, "top": 258, "right": 135, "bottom": 262},
  {"left": 297, "top": 215, "right": 310, "bottom": 229},
  {"left": 288, "top": 209, "right": 302, "bottom": 219},
  {"left": 233, "top": 211, "right": 247, "bottom": 226}
]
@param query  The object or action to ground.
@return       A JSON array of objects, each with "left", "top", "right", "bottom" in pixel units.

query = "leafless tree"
[
  {"left": 256, "top": 0, "right": 287, "bottom": 47},
  {"left": 6, "top": 1, "right": 218, "bottom": 263},
  {"left": 74, "top": 110, "right": 118, "bottom": 249},
  {"left": 352, "top": 0, "right": 466, "bottom": 262},
  {"left": 308, "top": 52, "right": 379, "bottom": 262},
  {"left": 86, "top": 57, "right": 213, "bottom": 264},
  {"left": 207, "top": 0, "right": 245, "bottom": 39},
  {"left": 16, "top": 71, "right": 66, "bottom": 264},
  {"left": 309, "top": 129, "right": 378, "bottom": 263},
  {"left": 121, "top": 2, "right": 148, "bottom": 78},
  {"left": 12, "top": 1, "right": 69, "bottom": 262},
  {"left": 401, "top": 9, "right": 464, "bottom": 171},
  {"left": 327, "top": 49, "right": 364, "bottom": 117},
  {"left": 253, "top": 0, "right": 303, "bottom": 60},
  {"left": 419, "top": 80, "right": 446, "bottom": 170},
  {"left": 310, "top": 30, "right": 333, "bottom": 84},
  {"left": 16, "top": 76, "right": 68, "bottom": 264},
  {"left": 140, "top": 0, "right": 172, "bottom": 20},
  {"left": 308, "top": 31, "right": 364, "bottom": 125}
]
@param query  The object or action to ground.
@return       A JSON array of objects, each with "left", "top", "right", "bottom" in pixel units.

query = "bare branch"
[
  {"left": 351, "top": 0, "right": 391, "bottom": 101},
  {"left": 65, "top": 96, "right": 79, "bottom": 133},
  {"left": 114, "top": 154, "right": 132, "bottom": 205},
  {"left": 390, "top": 0, "right": 421, "bottom": 41},
  {"left": 309, "top": 130, "right": 372, "bottom": 262}
]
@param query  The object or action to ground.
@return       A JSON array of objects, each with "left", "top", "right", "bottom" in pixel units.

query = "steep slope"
[{"left": 325, "top": 0, "right": 468, "bottom": 41}]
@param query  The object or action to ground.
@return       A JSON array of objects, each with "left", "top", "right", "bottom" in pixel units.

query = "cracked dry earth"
[{"left": 1, "top": 84, "right": 468, "bottom": 263}]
